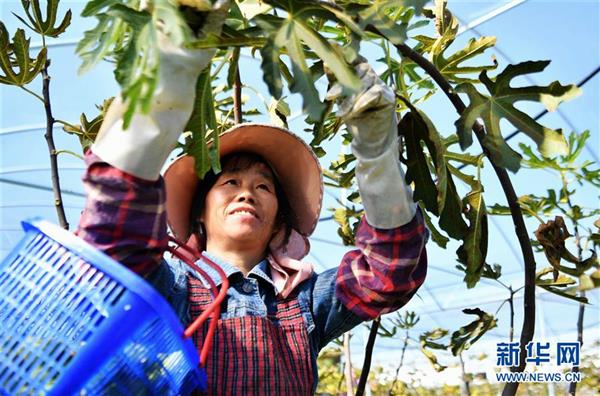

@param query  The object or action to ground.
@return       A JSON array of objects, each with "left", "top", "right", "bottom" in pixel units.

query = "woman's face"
[{"left": 201, "top": 162, "right": 279, "bottom": 250}]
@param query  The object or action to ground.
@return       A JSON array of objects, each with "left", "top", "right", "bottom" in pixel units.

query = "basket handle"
[{"left": 167, "top": 237, "right": 229, "bottom": 367}]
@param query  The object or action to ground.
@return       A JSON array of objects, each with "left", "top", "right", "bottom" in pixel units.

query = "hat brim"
[{"left": 164, "top": 123, "right": 323, "bottom": 240}]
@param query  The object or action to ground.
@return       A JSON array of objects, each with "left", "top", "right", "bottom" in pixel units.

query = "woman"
[{"left": 77, "top": 2, "right": 428, "bottom": 394}]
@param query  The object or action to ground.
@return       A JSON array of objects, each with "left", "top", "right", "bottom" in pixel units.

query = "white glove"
[
  {"left": 327, "top": 61, "right": 416, "bottom": 229},
  {"left": 92, "top": 0, "right": 229, "bottom": 181}
]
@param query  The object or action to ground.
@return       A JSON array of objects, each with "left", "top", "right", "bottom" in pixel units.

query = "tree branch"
[
  {"left": 365, "top": 28, "right": 536, "bottom": 395},
  {"left": 509, "top": 286, "right": 515, "bottom": 343},
  {"left": 459, "top": 352, "right": 471, "bottom": 396},
  {"left": 41, "top": 60, "right": 69, "bottom": 230},
  {"left": 355, "top": 317, "right": 380, "bottom": 396},
  {"left": 388, "top": 329, "right": 410, "bottom": 396},
  {"left": 233, "top": 68, "right": 242, "bottom": 124},
  {"left": 343, "top": 332, "right": 354, "bottom": 396},
  {"left": 563, "top": 173, "right": 585, "bottom": 396}
]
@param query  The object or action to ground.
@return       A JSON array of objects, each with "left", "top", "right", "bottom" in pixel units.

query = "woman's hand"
[
  {"left": 327, "top": 58, "right": 397, "bottom": 159},
  {"left": 327, "top": 59, "right": 417, "bottom": 229},
  {"left": 92, "top": 0, "right": 229, "bottom": 181}
]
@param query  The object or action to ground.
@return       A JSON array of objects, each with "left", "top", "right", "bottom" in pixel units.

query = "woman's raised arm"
[{"left": 76, "top": 1, "right": 229, "bottom": 273}]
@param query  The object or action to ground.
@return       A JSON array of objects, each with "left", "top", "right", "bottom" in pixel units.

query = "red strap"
[{"left": 167, "top": 237, "right": 229, "bottom": 367}]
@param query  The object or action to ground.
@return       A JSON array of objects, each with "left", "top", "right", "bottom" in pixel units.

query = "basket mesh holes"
[
  {"left": 1, "top": 271, "right": 28, "bottom": 302},
  {"left": 2, "top": 339, "right": 19, "bottom": 359},
  {"left": 34, "top": 242, "right": 61, "bottom": 269},
  {"left": 61, "top": 351, "right": 76, "bottom": 368},
  {"left": 46, "top": 341, "right": 69, "bottom": 364},
  {"left": 17, "top": 254, "right": 40, "bottom": 282},
  {"left": 23, "top": 357, "right": 50, "bottom": 383},
  {"left": 1, "top": 307, "right": 18, "bottom": 329},
  {"left": 106, "top": 287, "right": 126, "bottom": 308},
  {"left": 16, "top": 381, "right": 31, "bottom": 395},
  {"left": 0, "top": 335, "right": 13, "bottom": 354},
  {"left": 43, "top": 369, "right": 60, "bottom": 392},
  {"left": 27, "top": 233, "right": 46, "bottom": 253},
  {"left": 20, "top": 233, "right": 39, "bottom": 253},
  {"left": 3, "top": 374, "right": 15, "bottom": 393},
  {"left": 15, "top": 348, "right": 33, "bottom": 369},
  {"left": 0, "top": 365, "right": 9, "bottom": 381}
]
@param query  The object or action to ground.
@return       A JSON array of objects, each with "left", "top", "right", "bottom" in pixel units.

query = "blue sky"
[{"left": 1, "top": 0, "right": 598, "bottom": 383}]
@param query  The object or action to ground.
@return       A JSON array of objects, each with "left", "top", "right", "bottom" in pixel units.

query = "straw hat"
[{"left": 164, "top": 123, "right": 323, "bottom": 241}]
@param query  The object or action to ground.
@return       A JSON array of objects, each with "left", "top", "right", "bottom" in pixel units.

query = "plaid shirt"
[{"left": 77, "top": 152, "right": 428, "bottom": 393}]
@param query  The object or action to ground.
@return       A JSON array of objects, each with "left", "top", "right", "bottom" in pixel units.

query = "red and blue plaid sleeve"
[
  {"left": 335, "top": 210, "right": 428, "bottom": 320},
  {"left": 76, "top": 151, "right": 168, "bottom": 277}
]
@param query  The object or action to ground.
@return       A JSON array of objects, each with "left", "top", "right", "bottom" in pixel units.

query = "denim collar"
[{"left": 190, "top": 251, "right": 276, "bottom": 292}]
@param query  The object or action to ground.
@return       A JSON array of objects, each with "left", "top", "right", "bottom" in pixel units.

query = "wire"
[
  {"left": 0, "top": 122, "right": 64, "bottom": 136},
  {"left": 456, "top": 0, "right": 529, "bottom": 36},
  {"left": 0, "top": 177, "right": 86, "bottom": 198}
]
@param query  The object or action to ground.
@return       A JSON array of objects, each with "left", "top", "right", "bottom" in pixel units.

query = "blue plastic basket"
[{"left": 0, "top": 219, "right": 206, "bottom": 395}]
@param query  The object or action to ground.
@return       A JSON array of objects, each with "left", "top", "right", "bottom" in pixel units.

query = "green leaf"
[
  {"left": 536, "top": 268, "right": 589, "bottom": 303},
  {"left": 438, "top": 174, "right": 468, "bottom": 240},
  {"left": 267, "top": 97, "right": 290, "bottom": 128},
  {"left": 536, "top": 267, "right": 589, "bottom": 302},
  {"left": 308, "top": 104, "right": 339, "bottom": 157},
  {"left": 107, "top": 4, "right": 151, "bottom": 31},
  {"left": 153, "top": 0, "right": 193, "bottom": 46},
  {"left": 112, "top": 11, "right": 159, "bottom": 128},
  {"left": 450, "top": 308, "right": 497, "bottom": 356},
  {"left": 227, "top": 47, "right": 240, "bottom": 88},
  {"left": 62, "top": 97, "right": 114, "bottom": 152},
  {"left": 419, "top": 203, "right": 449, "bottom": 249},
  {"left": 185, "top": 69, "right": 220, "bottom": 178},
  {"left": 581, "top": 269, "right": 600, "bottom": 291},
  {"left": 434, "top": 36, "right": 497, "bottom": 84},
  {"left": 292, "top": 19, "right": 360, "bottom": 95},
  {"left": 398, "top": 102, "right": 468, "bottom": 240},
  {"left": 18, "top": 0, "right": 72, "bottom": 38},
  {"left": 519, "top": 130, "right": 600, "bottom": 190},
  {"left": 399, "top": 112, "right": 438, "bottom": 214},
  {"left": 390, "top": 310, "right": 420, "bottom": 330},
  {"left": 189, "top": 33, "right": 267, "bottom": 49},
  {"left": 429, "top": 0, "right": 458, "bottom": 57},
  {"left": 381, "top": 57, "right": 436, "bottom": 102},
  {"left": 82, "top": 0, "right": 120, "bottom": 17},
  {"left": 283, "top": 20, "right": 325, "bottom": 120},
  {"left": 332, "top": 205, "right": 362, "bottom": 246},
  {"left": 481, "top": 263, "right": 502, "bottom": 280},
  {"left": 353, "top": 0, "right": 428, "bottom": 45},
  {"left": 419, "top": 328, "right": 448, "bottom": 371},
  {"left": 418, "top": 2, "right": 497, "bottom": 83},
  {"left": 563, "top": 129, "right": 590, "bottom": 163},
  {"left": 455, "top": 61, "right": 581, "bottom": 172},
  {"left": 455, "top": 183, "right": 488, "bottom": 288},
  {"left": 237, "top": 0, "right": 272, "bottom": 20},
  {"left": 375, "top": 321, "right": 398, "bottom": 338},
  {"left": 260, "top": 37, "right": 283, "bottom": 99},
  {"left": 433, "top": 0, "right": 453, "bottom": 36},
  {"left": 515, "top": 191, "right": 560, "bottom": 218},
  {"left": 444, "top": 151, "right": 484, "bottom": 166},
  {"left": 317, "top": 2, "right": 365, "bottom": 37},
  {"left": 77, "top": 12, "right": 126, "bottom": 74},
  {"left": 78, "top": 0, "right": 195, "bottom": 123},
  {"left": 0, "top": 24, "right": 47, "bottom": 86}
]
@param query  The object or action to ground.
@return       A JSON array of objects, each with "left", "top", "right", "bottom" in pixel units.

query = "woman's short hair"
[{"left": 189, "top": 152, "right": 295, "bottom": 250}]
